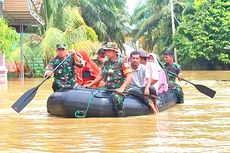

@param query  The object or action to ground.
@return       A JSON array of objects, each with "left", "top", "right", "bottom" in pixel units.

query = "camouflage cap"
[
  {"left": 56, "top": 44, "right": 67, "bottom": 50},
  {"left": 103, "top": 42, "right": 119, "bottom": 52},
  {"left": 163, "top": 49, "right": 174, "bottom": 56}
]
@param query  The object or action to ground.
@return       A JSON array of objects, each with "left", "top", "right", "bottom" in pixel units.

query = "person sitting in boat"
[
  {"left": 147, "top": 53, "right": 168, "bottom": 94},
  {"left": 163, "top": 49, "right": 184, "bottom": 104},
  {"left": 92, "top": 48, "right": 106, "bottom": 69},
  {"left": 128, "top": 51, "right": 158, "bottom": 113},
  {"left": 44, "top": 44, "right": 84, "bottom": 92},
  {"left": 139, "top": 50, "right": 158, "bottom": 95},
  {"left": 75, "top": 50, "right": 104, "bottom": 87},
  {"left": 84, "top": 42, "right": 133, "bottom": 117}
]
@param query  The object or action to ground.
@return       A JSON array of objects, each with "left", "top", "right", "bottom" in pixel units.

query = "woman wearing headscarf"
[{"left": 147, "top": 53, "right": 168, "bottom": 94}]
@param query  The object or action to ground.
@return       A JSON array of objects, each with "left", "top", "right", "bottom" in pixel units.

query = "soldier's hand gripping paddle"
[
  {"left": 166, "top": 70, "right": 216, "bottom": 98},
  {"left": 11, "top": 54, "right": 73, "bottom": 113},
  {"left": 156, "top": 58, "right": 216, "bottom": 98}
]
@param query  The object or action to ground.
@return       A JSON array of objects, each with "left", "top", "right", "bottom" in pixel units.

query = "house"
[
  {"left": 2, "top": 0, "right": 44, "bottom": 27},
  {"left": 0, "top": 0, "right": 44, "bottom": 80}
]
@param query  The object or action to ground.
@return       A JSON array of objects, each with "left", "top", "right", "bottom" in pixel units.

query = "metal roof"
[{"left": 3, "top": 0, "right": 44, "bottom": 26}]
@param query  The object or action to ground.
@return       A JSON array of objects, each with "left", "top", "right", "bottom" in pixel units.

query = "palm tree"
[
  {"left": 30, "top": 0, "right": 98, "bottom": 60},
  {"left": 6, "top": 0, "right": 99, "bottom": 77},
  {"left": 131, "top": 0, "right": 194, "bottom": 53},
  {"left": 22, "top": 0, "right": 128, "bottom": 66},
  {"left": 76, "top": 0, "right": 129, "bottom": 48}
]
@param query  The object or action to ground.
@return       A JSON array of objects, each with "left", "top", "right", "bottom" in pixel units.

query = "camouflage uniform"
[
  {"left": 45, "top": 54, "right": 84, "bottom": 91},
  {"left": 163, "top": 63, "right": 184, "bottom": 103},
  {"left": 93, "top": 48, "right": 105, "bottom": 68},
  {"left": 102, "top": 55, "right": 132, "bottom": 116},
  {"left": 93, "top": 58, "right": 103, "bottom": 69}
]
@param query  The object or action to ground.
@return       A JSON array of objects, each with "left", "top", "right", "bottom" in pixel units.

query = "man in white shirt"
[
  {"left": 128, "top": 51, "right": 158, "bottom": 113},
  {"left": 129, "top": 51, "right": 152, "bottom": 95}
]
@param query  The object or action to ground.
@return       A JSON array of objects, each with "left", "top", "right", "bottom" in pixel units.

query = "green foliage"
[
  {"left": 78, "top": 0, "right": 128, "bottom": 48},
  {"left": 85, "top": 26, "right": 98, "bottom": 42},
  {"left": 174, "top": 0, "right": 230, "bottom": 69},
  {"left": 131, "top": 0, "right": 170, "bottom": 52},
  {"left": 26, "top": 1, "right": 99, "bottom": 68},
  {"left": 6, "top": 34, "right": 44, "bottom": 77},
  {"left": 0, "top": 18, "right": 19, "bottom": 54},
  {"left": 4, "top": 1, "right": 99, "bottom": 77},
  {"left": 23, "top": 42, "right": 44, "bottom": 77},
  {"left": 130, "top": 0, "right": 192, "bottom": 53}
]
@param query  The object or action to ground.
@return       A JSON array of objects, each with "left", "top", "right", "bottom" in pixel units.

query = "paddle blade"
[
  {"left": 11, "top": 86, "right": 39, "bottom": 113},
  {"left": 194, "top": 84, "right": 216, "bottom": 98}
]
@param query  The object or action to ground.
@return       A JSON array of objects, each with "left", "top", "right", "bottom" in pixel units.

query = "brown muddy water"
[{"left": 0, "top": 71, "right": 229, "bottom": 153}]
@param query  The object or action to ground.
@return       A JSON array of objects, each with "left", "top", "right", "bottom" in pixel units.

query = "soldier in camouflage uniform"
[
  {"left": 163, "top": 50, "right": 184, "bottom": 104},
  {"left": 44, "top": 44, "right": 84, "bottom": 92},
  {"left": 85, "top": 42, "right": 133, "bottom": 117},
  {"left": 92, "top": 48, "right": 105, "bottom": 69}
]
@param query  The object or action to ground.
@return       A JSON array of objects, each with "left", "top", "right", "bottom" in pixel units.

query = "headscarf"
[
  {"left": 147, "top": 53, "right": 169, "bottom": 94},
  {"left": 147, "top": 53, "right": 162, "bottom": 71}
]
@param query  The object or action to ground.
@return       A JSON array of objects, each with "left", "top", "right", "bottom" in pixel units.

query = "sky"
[{"left": 126, "top": 0, "right": 141, "bottom": 15}]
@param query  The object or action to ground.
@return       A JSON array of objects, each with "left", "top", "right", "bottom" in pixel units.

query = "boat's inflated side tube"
[
  {"left": 47, "top": 88, "right": 152, "bottom": 117},
  {"left": 47, "top": 88, "right": 177, "bottom": 118}
]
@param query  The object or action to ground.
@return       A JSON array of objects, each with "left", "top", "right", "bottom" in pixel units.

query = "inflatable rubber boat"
[{"left": 47, "top": 87, "right": 177, "bottom": 118}]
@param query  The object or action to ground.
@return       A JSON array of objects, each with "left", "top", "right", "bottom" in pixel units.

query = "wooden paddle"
[
  {"left": 105, "top": 89, "right": 158, "bottom": 114},
  {"left": 105, "top": 89, "right": 157, "bottom": 100},
  {"left": 123, "top": 91, "right": 157, "bottom": 99},
  {"left": 156, "top": 57, "right": 216, "bottom": 98},
  {"left": 166, "top": 70, "right": 216, "bottom": 98},
  {"left": 11, "top": 54, "right": 73, "bottom": 113}
]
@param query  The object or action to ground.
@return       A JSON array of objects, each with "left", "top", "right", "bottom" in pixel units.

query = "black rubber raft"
[{"left": 47, "top": 87, "right": 177, "bottom": 118}]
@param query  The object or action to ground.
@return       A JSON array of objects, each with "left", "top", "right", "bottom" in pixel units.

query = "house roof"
[{"left": 3, "top": 0, "right": 44, "bottom": 26}]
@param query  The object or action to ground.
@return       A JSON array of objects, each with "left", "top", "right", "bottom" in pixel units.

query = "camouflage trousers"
[
  {"left": 110, "top": 91, "right": 125, "bottom": 117},
  {"left": 172, "top": 84, "right": 184, "bottom": 104},
  {"left": 52, "top": 81, "right": 76, "bottom": 92}
]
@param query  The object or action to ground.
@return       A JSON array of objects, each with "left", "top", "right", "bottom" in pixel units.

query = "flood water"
[{"left": 0, "top": 71, "right": 229, "bottom": 153}]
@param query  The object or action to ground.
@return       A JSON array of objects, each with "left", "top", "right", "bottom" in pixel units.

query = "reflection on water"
[{"left": 0, "top": 71, "right": 230, "bottom": 152}]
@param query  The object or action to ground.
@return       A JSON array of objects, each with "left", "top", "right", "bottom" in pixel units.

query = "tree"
[
  {"left": 130, "top": 0, "right": 193, "bottom": 53},
  {"left": 7, "top": 0, "right": 99, "bottom": 77},
  {"left": 0, "top": 18, "right": 19, "bottom": 54},
  {"left": 174, "top": 0, "right": 230, "bottom": 69},
  {"left": 77, "top": 0, "right": 128, "bottom": 48},
  {"left": 29, "top": 0, "right": 98, "bottom": 60}
]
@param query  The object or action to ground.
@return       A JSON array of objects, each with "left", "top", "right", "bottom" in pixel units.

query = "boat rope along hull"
[{"left": 47, "top": 88, "right": 177, "bottom": 118}]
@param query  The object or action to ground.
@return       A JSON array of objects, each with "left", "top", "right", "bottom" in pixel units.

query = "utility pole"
[
  {"left": 169, "top": 0, "right": 178, "bottom": 63},
  {"left": 20, "top": 20, "right": 24, "bottom": 81}
]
